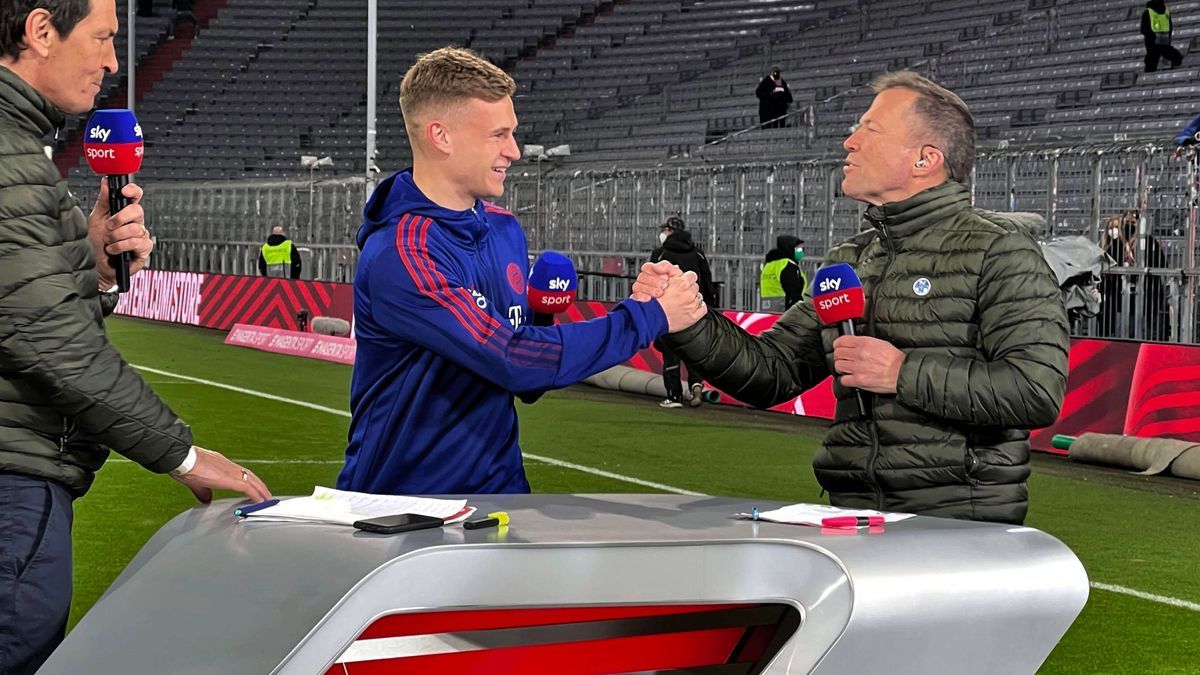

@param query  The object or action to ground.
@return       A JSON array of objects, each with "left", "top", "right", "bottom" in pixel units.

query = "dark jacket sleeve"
[
  {"left": 894, "top": 230, "right": 1069, "bottom": 428},
  {"left": 697, "top": 252, "right": 718, "bottom": 307},
  {"left": 1141, "top": 10, "right": 1153, "bottom": 39},
  {"left": 257, "top": 250, "right": 267, "bottom": 276},
  {"left": 0, "top": 204, "right": 192, "bottom": 472},
  {"left": 780, "top": 262, "right": 805, "bottom": 307},
  {"left": 755, "top": 77, "right": 773, "bottom": 100},
  {"left": 290, "top": 242, "right": 302, "bottom": 279},
  {"left": 662, "top": 301, "right": 829, "bottom": 408}
]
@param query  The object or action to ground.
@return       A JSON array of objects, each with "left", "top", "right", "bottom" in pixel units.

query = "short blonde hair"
[
  {"left": 871, "top": 71, "right": 975, "bottom": 182},
  {"left": 399, "top": 47, "right": 515, "bottom": 135}
]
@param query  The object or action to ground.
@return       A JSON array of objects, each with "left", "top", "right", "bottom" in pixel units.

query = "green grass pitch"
[{"left": 68, "top": 317, "right": 1200, "bottom": 672}]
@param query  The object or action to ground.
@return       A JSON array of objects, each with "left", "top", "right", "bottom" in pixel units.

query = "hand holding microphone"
[
  {"left": 84, "top": 109, "right": 149, "bottom": 292},
  {"left": 811, "top": 263, "right": 905, "bottom": 406},
  {"left": 528, "top": 251, "right": 577, "bottom": 326}
]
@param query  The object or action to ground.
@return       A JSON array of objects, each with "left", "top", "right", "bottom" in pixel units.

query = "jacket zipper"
[{"left": 864, "top": 212, "right": 894, "bottom": 510}]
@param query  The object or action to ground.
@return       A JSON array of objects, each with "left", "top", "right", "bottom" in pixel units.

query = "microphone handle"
[
  {"left": 532, "top": 311, "right": 556, "bottom": 327},
  {"left": 837, "top": 319, "right": 869, "bottom": 418},
  {"left": 106, "top": 174, "right": 132, "bottom": 293}
]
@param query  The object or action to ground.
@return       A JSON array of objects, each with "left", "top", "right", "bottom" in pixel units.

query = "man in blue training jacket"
[{"left": 340, "top": 47, "right": 705, "bottom": 495}]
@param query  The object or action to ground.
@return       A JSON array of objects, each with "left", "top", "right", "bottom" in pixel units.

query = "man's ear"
[
  {"left": 22, "top": 9, "right": 56, "bottom": 60},
  {"left": 424, "top": 119, "right": 452, "bottom": 157},
  {"left": 913, "top": 146, "right": 947, "bottom": 178}
]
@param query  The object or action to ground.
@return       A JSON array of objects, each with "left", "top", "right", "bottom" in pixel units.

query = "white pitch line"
[
  {"left": 1090, "top": 582, "right": 1200, "bottom": 612},
  {"left": 131, "top": 363, "right": 1198, "bottom": 612}
]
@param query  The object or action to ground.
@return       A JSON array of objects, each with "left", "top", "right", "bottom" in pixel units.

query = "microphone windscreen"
[
  {"left": 528, "top": 250, "right": 577, "bottom": 314},
  {"left": 84, "top": 109, "right": 143, "bottom": 175},
  {"left": 812, "top": 262, "right": 865, "bottom": 325}
]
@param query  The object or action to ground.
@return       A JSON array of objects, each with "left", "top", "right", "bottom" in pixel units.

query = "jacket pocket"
[{"left": 963, "top": 445, "right": 981, "bottom": 486}]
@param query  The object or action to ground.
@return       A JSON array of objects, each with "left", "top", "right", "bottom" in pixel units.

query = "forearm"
[{"left": 663, "top": 309, "right": 826, "bottom": 408}]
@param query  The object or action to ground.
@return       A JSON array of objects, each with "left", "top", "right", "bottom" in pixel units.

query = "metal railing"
[{"left": 119, "top": 144, "right": 1199, "bottom": 343}]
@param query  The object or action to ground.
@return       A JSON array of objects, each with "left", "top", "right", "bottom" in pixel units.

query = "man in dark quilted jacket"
[
  {"left": 0, "top": 1, "right": 270, "bottom": 671},
  {"left": 641, "top": 72, "right": 1069, "bottom": 524}
]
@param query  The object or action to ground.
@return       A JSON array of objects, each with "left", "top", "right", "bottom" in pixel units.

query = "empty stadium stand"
[{"left": 59, "top": 0, "right": 1199, "bottom": 197}]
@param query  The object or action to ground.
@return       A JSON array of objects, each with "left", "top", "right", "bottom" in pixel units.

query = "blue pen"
[{"left": 234, "top": 499, "right": 279, "bottom": 517}]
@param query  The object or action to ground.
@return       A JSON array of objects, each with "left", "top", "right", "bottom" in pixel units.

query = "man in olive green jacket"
[
  {"left": 0, "top": 1, "right": 270, "bottom": 671},
  {"left": 634, "top": 73, "right": 1068, "bottom": 525}
]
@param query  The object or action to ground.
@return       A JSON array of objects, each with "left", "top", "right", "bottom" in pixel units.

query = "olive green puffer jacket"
[
  {"left": 0, "top": 67, "right": 191, "bottom": 496},
  {"left": 665, "top": 181, "right": 1069, "bottom": 524}
]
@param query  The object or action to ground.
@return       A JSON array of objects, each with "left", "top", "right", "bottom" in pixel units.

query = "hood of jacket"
[
  {"left": 265, "top": 233, "right": 289, "bottom": 246},
  {"left": 662, "top": 229, "right": 698, "bottom": 253},
  {"left": 358, "top": 169, "right": 489, "bottom": 250},
  {"left": 765, "top": 234, "right": 802, "bottom": 263}
]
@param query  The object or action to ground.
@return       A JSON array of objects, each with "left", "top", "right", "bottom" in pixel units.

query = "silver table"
[{"left": 43, "top": 494, "right": 1088, "bottom": 674}]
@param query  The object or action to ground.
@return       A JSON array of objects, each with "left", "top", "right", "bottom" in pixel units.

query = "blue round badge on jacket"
[{"left": 913, "top": 278, "right": 932, "bottom": 296}]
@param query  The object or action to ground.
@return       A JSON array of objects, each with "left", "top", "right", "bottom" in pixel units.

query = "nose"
[
  {"left": 502, "top": 135, "right": 521, "bottom": 161},
  {"left": 842, "top": 128, "right": 861, "bottom": 153},
  {"left": 103, "top": 40, "right": 118, "bottom": 74}
]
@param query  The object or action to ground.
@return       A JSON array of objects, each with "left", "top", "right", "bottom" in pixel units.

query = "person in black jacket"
[
  {"left": 1141, "top": 0, "right": 1183, "bottom": 72},
  {"left": 755, "top": 67, "right": 793, "bottom": 128},
  {"left": 650, "top": 217, "right": 717, "bottom": 407}
]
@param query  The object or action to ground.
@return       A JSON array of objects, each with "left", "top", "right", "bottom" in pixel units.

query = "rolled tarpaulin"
[
  {"left": 583, "top": 365, "right": 668, "bottom": 399},
  {"left": 1068, "top": 432, "right": 1200, "bottom": 478},
  {"left": 1170, "top": 446, "right": 1200, "bottom": 481},
  {"left": 583, "top": 365, "right": 721, "bottom": 404}
]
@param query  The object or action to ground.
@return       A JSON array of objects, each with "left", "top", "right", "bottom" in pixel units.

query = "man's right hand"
[
  {"left": 171, "top": 446, "right": 272, "bottom": 504},
  {"left": 658, "top": 271, "right": 708, "bottom": 332}
]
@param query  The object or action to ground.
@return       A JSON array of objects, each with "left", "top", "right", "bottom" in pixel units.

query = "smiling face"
[
  {"left": 841, "top": 87, "right": 926, "bottom": 206},
  {"left": 442, "top": 96, "right": 520, "bottom": 203},
  {"left": 29, "top": 0, "right": 118, "bottom": 114}
]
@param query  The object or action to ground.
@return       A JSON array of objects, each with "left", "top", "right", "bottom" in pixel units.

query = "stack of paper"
[
  {"left": 737, "top": 503, "right": 914, "bottom": 528},
  {"left": 238, "top": 487, "right": 475, "bottom": 525}
]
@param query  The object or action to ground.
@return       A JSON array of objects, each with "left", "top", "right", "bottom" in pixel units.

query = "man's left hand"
[
  {"left": 89, "top": 179, "right": 153, "bottom": 290},
  {"left": 832, "top": 335, "right": 905, "bottom": 394}
]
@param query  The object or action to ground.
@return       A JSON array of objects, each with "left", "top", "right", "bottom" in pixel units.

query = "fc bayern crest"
[{"left": 507, "top": 262, "right": 525, "bottom": 294}]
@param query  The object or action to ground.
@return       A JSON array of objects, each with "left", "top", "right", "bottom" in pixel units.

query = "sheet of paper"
[
  {"left": 242, "top": 486, "right": 473, "bottom": 525},
  {"left": 736, "top": 503, "right": 915, "bottom": 528}
]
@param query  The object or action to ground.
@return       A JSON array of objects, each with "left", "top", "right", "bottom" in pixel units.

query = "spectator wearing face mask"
[{"left": 760, "top": 234, "right": 807, "bottom": 311}]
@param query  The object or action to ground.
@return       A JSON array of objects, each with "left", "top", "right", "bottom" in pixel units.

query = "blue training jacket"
[{"left": 338, "top": 170, "right": 668, "bottom": 495}]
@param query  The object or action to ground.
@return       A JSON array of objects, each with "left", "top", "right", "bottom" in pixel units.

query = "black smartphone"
[{"left": 352, "top": 513, "right": 444, "bottom": 534}]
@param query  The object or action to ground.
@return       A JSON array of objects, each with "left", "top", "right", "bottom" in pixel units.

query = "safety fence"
[{"left": 100, "top": 143, "right": 1198, "bottom": 343}]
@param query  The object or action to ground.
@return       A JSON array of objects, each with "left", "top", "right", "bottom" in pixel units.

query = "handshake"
[{"left": 630, "top": 261, "right": 708, "bottom": 333}]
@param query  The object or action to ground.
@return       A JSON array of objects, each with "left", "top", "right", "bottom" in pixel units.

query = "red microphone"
[
  {"left": 812, "top": 263, "right": 868, "bottom": 417},
  {"left": 83, "top": 109, "right": 144, "bottom": 292}
]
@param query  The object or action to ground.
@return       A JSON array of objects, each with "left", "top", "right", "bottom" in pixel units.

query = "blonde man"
[{"left": 340, "top": 47, "right": 703, "bottom": 495}]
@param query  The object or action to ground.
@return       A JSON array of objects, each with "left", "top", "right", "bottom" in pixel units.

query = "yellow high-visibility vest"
[{"left": 261, "top": 240, "right": 293, "bottom": 277}]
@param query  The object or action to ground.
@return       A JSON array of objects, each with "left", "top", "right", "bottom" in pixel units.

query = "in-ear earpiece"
[{"left": 915, "top": 158, "right": 928, "bottom": 168}]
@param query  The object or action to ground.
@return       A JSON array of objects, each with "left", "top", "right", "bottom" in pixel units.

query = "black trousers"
[
  {"left": 1145, "top": 42, "right": 1183, "bottom": 72},
  {"left": 658, "top": 341, "right": 700, "bottom": 400},
  {"left": 0, "top": 474, "right": 74, "bottom": 675}
]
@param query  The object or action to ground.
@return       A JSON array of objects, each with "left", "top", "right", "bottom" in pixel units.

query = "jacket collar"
[
  {"left": 0, "top": 66, "right": 65, "bottom": 138},
  {"left": 862, "top": 181, "right": 970, "bottom": 239}
]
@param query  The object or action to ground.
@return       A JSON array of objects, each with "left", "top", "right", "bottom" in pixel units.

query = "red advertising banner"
[
  {"left": 117, "top": 275, "right": 1200, "bottom": 452},
  {"left": 114, "top": 269, "right": 354, "bottom": 331},
  {"left": 565, "top": 301, "right": 1200, "bottom": 451},
  {"left": 225, "top": 324, "right": 357, "bottom": 365}
]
